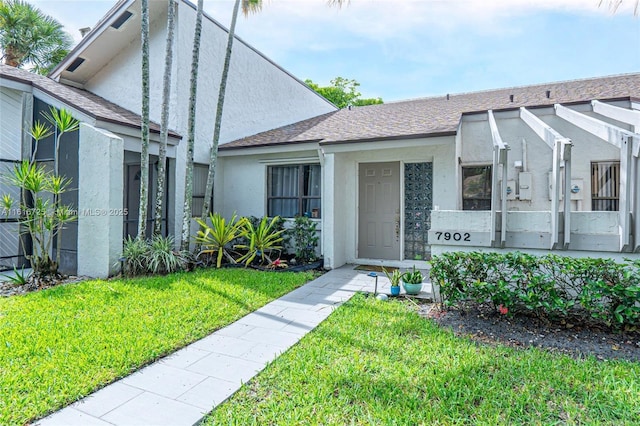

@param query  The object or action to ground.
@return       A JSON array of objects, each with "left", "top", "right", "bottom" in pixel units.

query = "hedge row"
[{"left": 429, "top": 252, "right": 640, "bottom": 328}]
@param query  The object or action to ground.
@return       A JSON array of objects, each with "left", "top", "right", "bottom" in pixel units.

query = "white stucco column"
[
  {"left": 322, "top": 152, "right": 335, "bottom": 269},
  {"left": 77, "top": 123, "right": 124, "bottom": 278}
]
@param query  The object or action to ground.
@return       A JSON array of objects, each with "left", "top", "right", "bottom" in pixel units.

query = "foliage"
[
  {"left": 430, "top": 251, "right": 640, "bottom": 328},
  {"left": 122, "top": 235, "right": 149, "bottom": 276},
  {"left": 382, "top": 266, "right": 402, "bottom": 287},
  {"left": 0, "top": 265, "right": 30, "bottom": 285},
  {"left": 146, "top": 234, "right": 184, "bottom": 275},
  {"left": 0, "top": 268, "right": 313, "bottom": 425},
  {"left": 0, "top": 108, "right": 79, "bottom": 278},
  {"left": 305, "top": 77, "right": 383, "bottom": 108},
  {"left": 402, "top": 265, "right": 424, "bottom": 284},
  {"left": 0, "top": 0, "right": 72, "bottom": 74},
  {"left": 121, "top": 235, "right": 185, "bottom": 276},
  {"left": 204, "top": 295, "right": 640, "bottom": 425},
  {"left": 288, "top": 215, "right": 319, "bottom": 263},
  {"left": 1, "top": 161, "right": 75, "bottom": 277},
  {"left": 236, "top": 215, "right": 285, "bottom": 266},
  {"left": 195, "top": 212, "right": 247, "bottom": 268}
]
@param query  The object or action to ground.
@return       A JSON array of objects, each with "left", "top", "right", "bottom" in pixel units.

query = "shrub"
[
  {"left": 195, "top": 212, "right": 247, "bottom": 268},
  {"left": 236, "top": 216, "right": 285, "bottom": 266},
  {"left": 431, "top": 252, "right": 640, "bottom": 328},
  {"left": 288, "top": 216, "right": 319, "bottom": 263},
  {"left": 146, "top": 235, "right": 184, "bottom": 275},
  {"left": 121, "top": 235, "right": 185, "bottom": 277},
  {"left": 122, "top": 236, "right": 149, "bottom": 277}
]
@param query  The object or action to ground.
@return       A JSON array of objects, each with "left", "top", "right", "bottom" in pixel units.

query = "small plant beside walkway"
[{"left": 0, "top": 268, "right": 313, "bottom": 425}]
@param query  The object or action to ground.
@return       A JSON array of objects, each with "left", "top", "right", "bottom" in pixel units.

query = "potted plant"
[
  {"left": 401, "top": 265, "right": 423, "bottom": 295},
  {"left": 382, "top": 267, "right": 402, "bottom": 296}
]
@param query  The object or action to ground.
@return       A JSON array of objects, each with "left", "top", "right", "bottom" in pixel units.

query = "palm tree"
[
  {"left": 180, "top": 0, "right": 205, "bottom": 251},
  {"left": 153, "top": 0, "right": 178, "bottom": 236},
  {"left": 182, "top": 0, "right": 348, "bottom": 249},
  {"left": 138, "top": 0, "right": 150, "bottom": 240},
  {"left": 599, "top": 0, "right": 639, "bottom": 14},
  {"left": 199, "top": 0, "right": 348, "bottom": 223},
  {"left": 0, "top": 0, "right": 72, "bottom": 74}
]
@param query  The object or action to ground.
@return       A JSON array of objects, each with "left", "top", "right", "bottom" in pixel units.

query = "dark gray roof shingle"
[
  {"left": 0, "top": 65, "right": 180, "bottom": 138},
  {"left": 221, "top": 73, "right": 640, "bottom": 150}
]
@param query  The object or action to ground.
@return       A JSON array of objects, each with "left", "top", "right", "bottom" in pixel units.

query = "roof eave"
[
  {"left": 319, "top": 131, "right": 457, "bottom": 146},
  {"left": 48, "top": 0, "right": 135, "bottom": 81}
]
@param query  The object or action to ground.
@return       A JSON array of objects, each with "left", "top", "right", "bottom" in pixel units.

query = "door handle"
[{"left": 395, "top": 214, "right": 400, "bottom": 241}]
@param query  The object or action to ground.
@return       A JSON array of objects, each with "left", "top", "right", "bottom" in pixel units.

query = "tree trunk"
[
  {"left": 180, "top": 0, "right": 204, "bottom": 251},
  {"left": 138, "top": 0, "right": 150, "bottom": 240},
  {"left": 201, "top": 0, "right": 242, "bottom": 221},
  {"left": 154, "top": 0, "right": 177, "bottom": 236}
]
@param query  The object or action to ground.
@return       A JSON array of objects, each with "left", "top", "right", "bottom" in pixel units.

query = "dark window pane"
[
  {"left": 462, "top": 166, "right": 491, "bottom": 211},
  {"left": 268, "top": 198, "right": 298, "bottom": 217},
  {"left": 303, "top": 198, "right": 321, "bottom": 218},
  {"left": 591, "top": 162, "right": 620, "bottom": 211},
  {"left": 267, "top": 165, "right": 321, "bottom": 218}
]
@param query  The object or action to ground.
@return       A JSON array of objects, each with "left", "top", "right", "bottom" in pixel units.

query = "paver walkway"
[{"left": 37, "top": 265, "right": 431, "bottom": 426}]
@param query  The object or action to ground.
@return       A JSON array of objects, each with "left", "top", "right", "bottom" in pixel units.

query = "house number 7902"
[{"left": 435, "top": 231, "right": 471, "bottom": 242}]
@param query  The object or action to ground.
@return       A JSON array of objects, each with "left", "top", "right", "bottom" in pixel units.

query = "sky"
[{"left": 30, "top": 0, "right": 640, "bottom": 102}]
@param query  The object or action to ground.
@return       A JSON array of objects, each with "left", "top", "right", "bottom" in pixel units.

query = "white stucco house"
[
  {"left": 217, "top": 74, "right": 640, "bottom": 269},
  {"left": 2, "top": 0, "right": 639, "bottom": 278},
  {"left": 0, "top": 0, "right": 335, "bottom": 276}
]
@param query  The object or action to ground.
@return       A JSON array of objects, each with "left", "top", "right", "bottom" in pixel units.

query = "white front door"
[{"left": 358, "top": 162, "right": 401, "bottom": 260}]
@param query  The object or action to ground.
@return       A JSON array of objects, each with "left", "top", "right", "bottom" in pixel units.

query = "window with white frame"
[
  {"left": 267, "top": 164, "right": 321, "bottom": 218},
  {"left": 192, "top": 164, "right": 212, "bottom": 217},
  {"left": 591, "top": 161, "right": 620, "bottom": 211},
  {"left": 462, "top": 166, "right": 492, "bottom": 210}
]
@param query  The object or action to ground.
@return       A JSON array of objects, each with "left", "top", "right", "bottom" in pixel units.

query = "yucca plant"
[
  {"left": 2, "top": 160, "right": 76, "bottom": 278},
  {"left": 236, "top": 216, "right": 284, "bottom": 267},
  {"left": 146, "top": 234, "right": 184, "bottom": 275},
  {"left": 0, "top": 109, "right": 79, "bottom": 281},
  {"left": 121, "top": 236, "right": 149, "bottom": 277},
  {"left": 195, "top": 212, "right": 247, "bottom": 268}
]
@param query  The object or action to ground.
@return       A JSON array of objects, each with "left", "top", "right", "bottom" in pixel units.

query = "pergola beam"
[
  {"left": 591, "top": 100, "right": 640, "bottom": 252},
  {"left": 520, "top": 107, "right": 572, "bottom": 249},
  {"left": 555, "top": 103, "right": 638, "bottom": 251},
  {"left": 488, "top": 110, "right": 509, "bottom": 247}
]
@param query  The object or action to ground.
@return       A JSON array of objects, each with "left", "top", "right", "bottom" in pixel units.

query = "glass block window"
[
  {"left": 268, "top": 164, "right": 321, "bottom": 218},
  {"left": 404, "top": 162, "right": 432, "bottom": 260},
  {"left": 462, "top": 166, "right": 492, "bottom": 210}
]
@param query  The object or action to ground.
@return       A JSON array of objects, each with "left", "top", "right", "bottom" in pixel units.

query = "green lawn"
[
  {"left": 0, "top": 268, "right": 313, "bottom": 425},
  {"left": 206, "top": 294, "right": 640, "bottom": 425}
]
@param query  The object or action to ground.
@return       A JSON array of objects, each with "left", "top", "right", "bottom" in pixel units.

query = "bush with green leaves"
[
  {"left": 121, "top": 235, "right": 185, "bottom": 277},
  {"left": 430, "top": 251, "right": 640, "bottom": 328},
  {"left": 236, "top": 216, "right": 285, "bottom": 266},
  {"left": 288, "top": 216, "right": 319, "bottom": 263},
  {"left": 195, "top": 212, "right": 247, "bottom": 268}
]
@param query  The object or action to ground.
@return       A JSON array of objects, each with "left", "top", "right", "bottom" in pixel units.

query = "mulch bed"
[
  {"left": 420, "top": 303, "right": 640, "bottom": 363},
  {"left": 0, "top": 275, "right": 87, "bottom": 297}
]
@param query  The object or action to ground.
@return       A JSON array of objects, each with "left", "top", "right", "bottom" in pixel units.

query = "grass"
[
  {"left": 206, "top": 294, "right": 640, "bottom": 425},
  {"left": 0, "top": 268, "right": 314, "bottom": 425}
]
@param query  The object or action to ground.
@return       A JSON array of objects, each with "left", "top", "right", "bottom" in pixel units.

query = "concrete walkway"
[{"left": 37, "top": 265, "right": 431, "bottom": 426}]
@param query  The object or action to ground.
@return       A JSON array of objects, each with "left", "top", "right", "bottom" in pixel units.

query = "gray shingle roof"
[
  {"left": 1, "top": 65, "right": 180, "bottom": 138},
  {"left": 220, "top": 73, "right": 640, "bottom": 150}
]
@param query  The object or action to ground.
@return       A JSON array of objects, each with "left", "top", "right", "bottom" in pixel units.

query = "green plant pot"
[{"left": 401, "top": 280, "right": 422, "bottom": 295}]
